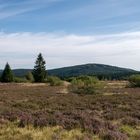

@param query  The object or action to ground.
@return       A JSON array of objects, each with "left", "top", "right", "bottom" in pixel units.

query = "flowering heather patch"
[{"left": 0, "top": 82, "right": 140, "bottom": 139}]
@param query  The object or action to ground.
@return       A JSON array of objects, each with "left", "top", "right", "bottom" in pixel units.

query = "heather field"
[{"left": 0, "top": 82, "right": 140, "bottom": 140}]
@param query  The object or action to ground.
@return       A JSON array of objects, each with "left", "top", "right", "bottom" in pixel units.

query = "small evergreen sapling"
[{"left": 1, "top": 63, "right": 14, "bottom": 82}]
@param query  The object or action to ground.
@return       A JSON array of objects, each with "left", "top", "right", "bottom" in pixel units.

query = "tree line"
[{"left": 0, "top": 53, "right": 47, "bottom": 83}]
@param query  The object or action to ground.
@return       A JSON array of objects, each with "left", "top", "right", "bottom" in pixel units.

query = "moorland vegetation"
[{"left": 0, "top": 53, "right": 140, "bottom": 140}]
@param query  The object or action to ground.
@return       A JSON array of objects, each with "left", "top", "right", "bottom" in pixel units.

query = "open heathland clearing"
[{"left": 0, "top": 81, "right": 140, "bottom": 140}]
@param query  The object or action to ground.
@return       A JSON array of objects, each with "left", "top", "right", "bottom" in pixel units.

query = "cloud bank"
[{"left": 0, "top": 31, "right": 140, "bottom": 70}]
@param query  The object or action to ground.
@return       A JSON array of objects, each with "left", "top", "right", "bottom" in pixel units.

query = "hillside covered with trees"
[
  {"left": 0, "top": 64, "right": 138, "bottom": 80},
  {"left": 48, "top": 64, "right": 139, "bottom": 80}
]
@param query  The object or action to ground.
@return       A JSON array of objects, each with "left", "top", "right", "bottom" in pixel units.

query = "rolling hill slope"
[
  {"left": 0, "top": 64, "right": 138, "bottom": 79},
  {"left": 47, "top": 64, "right": 138, "bottom": 79},
  {"left": 0, "top": 69, "right": 32, "bottom": 77}
]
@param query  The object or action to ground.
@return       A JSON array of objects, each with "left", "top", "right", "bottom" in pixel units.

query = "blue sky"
[
  {"left": 1, "top": 0, "right": 140, "bottom": 34},
  {"left": 0, "top": 0, "right": 140, "bottom": 70}
]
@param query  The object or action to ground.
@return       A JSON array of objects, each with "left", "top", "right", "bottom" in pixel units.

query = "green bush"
[
  {"left": 14, "top": 77, "right": 29, "bottom": 83},
  {"left": 25, "top": 72, "right": 34, "bottom": 82},
  {"left": 129, "top": 75, "right": 140, "bottom": 87},
  {"left": 46, "top": 76, "right": 63, "bottom": 86},
  {"left": 69, "top": 76, "right": 104, "bottom": 94}
]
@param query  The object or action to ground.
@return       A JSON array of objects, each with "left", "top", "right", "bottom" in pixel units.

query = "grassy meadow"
[{"left": 0, "top": 81, "right": 140, "bottom": 140}]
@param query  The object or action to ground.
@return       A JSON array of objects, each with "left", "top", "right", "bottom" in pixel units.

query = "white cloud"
[{"left": 0, "top": 31, "right": 140, "bottom": 70}]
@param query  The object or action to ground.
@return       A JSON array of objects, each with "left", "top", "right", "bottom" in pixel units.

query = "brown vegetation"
[{"left": 0, "top": 82, "right": 140, "bottom": 139}]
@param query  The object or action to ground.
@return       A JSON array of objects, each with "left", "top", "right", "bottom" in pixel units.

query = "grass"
[
  {"left": 0, "top": 123, "right": 100, "bottom": 140},
  {"left": 119, "top": 125, "right": 140, "bottom": 140},
  {"left": 0, "top": 81, "right": 140, "bottom": 139}
]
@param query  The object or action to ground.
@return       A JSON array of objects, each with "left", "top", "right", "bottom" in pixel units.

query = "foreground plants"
[
  {"left": 69, "top": 76, "right": 104, "bottom": 94},
  {"left": 46, "top": 76, "right": 64, "bottom": 86},
  {"left": 0, "top": 83, "right": 140, "bottom": 139},
  {"left": 0, "top": 123, "right": 100, "bottom": 140},
  {"left": 129, "top": 74, "right": 140, "bottom": 87}
]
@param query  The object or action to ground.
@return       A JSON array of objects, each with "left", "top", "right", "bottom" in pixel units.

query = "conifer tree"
[
  {"left": 1, "top": 63, "right": 14, "bottom": 82},
  {"left": 33, "top": 53, "right": 46, "bottom": 82}
]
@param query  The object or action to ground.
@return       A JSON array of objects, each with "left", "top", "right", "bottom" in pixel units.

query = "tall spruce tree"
[
  {"left": 33, "top": 53, "right": 46, "bottom": 82},
  {"left": 1, "top": 63, "right": 14, "bottom": 82}
]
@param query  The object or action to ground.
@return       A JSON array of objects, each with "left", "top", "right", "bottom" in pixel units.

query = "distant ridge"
[
  {"left": 0, "top": 64, "right": 139, "bottom": 79},
  {"left": 47, "top": 63, "right": 139, "bottom": 79},
  {"left": 0, "top": 69, "right": 32, "bottom": 77}
]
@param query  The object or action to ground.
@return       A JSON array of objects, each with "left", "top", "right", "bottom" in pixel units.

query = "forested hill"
[
  {"left": 47, "top": 64, "right": 139, "bottom": 80},
  {"left": 0, "top": 64, "right": 139, "bottom": 80},
  {"left": 0, "top": 69, "right": 32, "bottom": 77}
]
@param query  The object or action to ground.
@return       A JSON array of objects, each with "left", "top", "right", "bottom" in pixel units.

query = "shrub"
[
  {"left": 25, "top": 72, "right": 34, "bottom": 82},
  {"left": 129, "top": 75, "right": 140, "bottom": 87},
  {"left": 46, "top": 76, "right": 63, "bottom": 86},
  {"left": 69, "top": 76, "right": 104, "bottom": 94},
  {"left": 14, "top": 77, "right": 29, "bottom": 83}
]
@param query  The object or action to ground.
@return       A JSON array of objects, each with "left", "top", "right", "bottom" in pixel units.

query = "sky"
[{"left": 0, "top": 0, "right": 140, "bottom": 70}]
